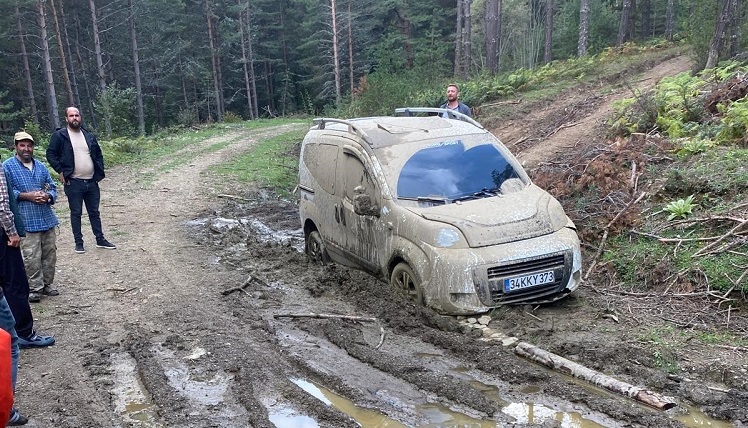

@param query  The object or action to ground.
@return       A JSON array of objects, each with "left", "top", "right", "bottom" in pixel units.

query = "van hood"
[{"left": 413, "top": 185, "right": 562, "bottom": 247}]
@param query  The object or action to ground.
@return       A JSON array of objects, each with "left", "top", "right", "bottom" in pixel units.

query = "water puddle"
[
  {"left": 289, "top": 378, "right": 408, "bottom": 427},
  {"left": 676, "top": 404, "right": 735, "bottom": 428},
  {"left": 110, "top": 352, "right": 162, "bottom": 427},
  {"left": 269, "top": 407, "right": 319, "bottom": 428}
]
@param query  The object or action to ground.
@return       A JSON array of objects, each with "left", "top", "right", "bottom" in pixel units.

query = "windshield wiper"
[
  {"left": 452, "top": 188, "right": 500, "bottom": 202},
  {"left": 398, "top": 195, "right": 449, "bottom": 205}
]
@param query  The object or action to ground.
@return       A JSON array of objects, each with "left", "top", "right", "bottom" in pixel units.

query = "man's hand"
[
  {"left": 33, "top": 191, "right": 50, "bottom": 204},
  {"left": 59, "top": 172, "right": 66, "bottom": 184},
  {"left": 22, "top": 191, "right": 51, "bottom": 204},
  {"left": 7, "top": 234, "right": 20, "bottom": 248}
]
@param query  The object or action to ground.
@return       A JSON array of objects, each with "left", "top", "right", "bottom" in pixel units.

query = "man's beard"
[{"left": 68, "top": 120, "right": 81, "bottom": 130}]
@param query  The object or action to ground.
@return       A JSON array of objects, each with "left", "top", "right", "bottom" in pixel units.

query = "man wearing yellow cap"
[{"left": 3, "top": 132, "right": 60, "bottom": 303}]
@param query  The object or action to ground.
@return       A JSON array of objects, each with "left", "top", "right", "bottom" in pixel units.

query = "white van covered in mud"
[{"left": 298, "top": 108, "right": 582, "bottom": 315}]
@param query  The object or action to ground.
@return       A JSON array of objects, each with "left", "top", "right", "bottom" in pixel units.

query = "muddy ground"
[{"left": 15, "top": 50, "right": 747, "bottom": 427}]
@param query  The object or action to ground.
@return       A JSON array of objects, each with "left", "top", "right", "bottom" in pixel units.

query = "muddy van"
[{"left": 298, "top": 108, "right": 582, "bottom": 315}]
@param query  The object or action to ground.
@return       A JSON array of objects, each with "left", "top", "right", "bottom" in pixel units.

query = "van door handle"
[{"left": 334, "top": 204, "right": 340, "bottom": 223}]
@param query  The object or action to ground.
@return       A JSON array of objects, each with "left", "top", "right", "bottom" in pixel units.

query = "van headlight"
[
  {"left": 432, "top": 226, "right": 467, "bottom": 249},
  {"left": 547, "top": 198, "right": 569, "bottom": 231}
]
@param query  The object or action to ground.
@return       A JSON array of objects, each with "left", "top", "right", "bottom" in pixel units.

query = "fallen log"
[
  {"left": 273, "top": 313, "right": 378, "bottom": 323},
  {"left": 514, "top": 341, "right": 676, "bottom": 410}
]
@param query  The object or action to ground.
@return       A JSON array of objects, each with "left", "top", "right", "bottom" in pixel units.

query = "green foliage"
[
  {"left": 177, "top": 108, "right": 198, "bottom": 127},
  {"left": 716, "top": 96, "right": 748, "bottom": 143},
  {"left": 94, "top": 84, "right": 136, "bottom": 138},
  {"left": 675, "top": 138, "right": 714, "bottom": 157},
  {"left": 611, "top": 61, "right": 748, "bottom": 147},
  {"left": 664, "top": 147, "right": 748, "bottom": 196},
  {"left": 222, "top": 111, "right": 243, "bottom": 123},
  {"left": 664, "top": 195, "right": 696, "bottom": 220}
]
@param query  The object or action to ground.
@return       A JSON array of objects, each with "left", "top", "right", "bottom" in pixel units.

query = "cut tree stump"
[{"left": 514, "top": 341, "right": 676, "bottom": 410}]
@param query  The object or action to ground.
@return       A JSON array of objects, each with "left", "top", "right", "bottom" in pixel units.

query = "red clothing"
[{"left": 0, "top": 328, "right": 12, "bottom": 426}]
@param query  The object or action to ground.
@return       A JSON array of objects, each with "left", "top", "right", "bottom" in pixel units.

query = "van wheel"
[
  {"left": 306, "top": 231, "right": 330, "bottom": 265},
  {"left": 390, "top": 263, "right": 424, "bottom": 305}
]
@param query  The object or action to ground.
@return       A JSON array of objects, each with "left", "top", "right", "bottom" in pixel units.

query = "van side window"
[
  {"left": 303, "top": 143, "right": 338, "bottom": 195},
  {"left": 342, "top": 153, "right": 376, "bottom": 201}
]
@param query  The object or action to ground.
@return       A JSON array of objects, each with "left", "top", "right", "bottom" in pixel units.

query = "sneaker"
[
  {"left": 41, "top": 285, "right": 59, "bottom": 296},
  {"left": 96, "top": 239, "right": 116, "bottom": 250},
  {"left": 75, "top": 243, "right": 85, "bottom": 254},
  {"left": 17, "top": 331, "right": 55, "bottom": 349},
  {"left": 7, "top": 409, "right": 28, "bottom": 426},
  {"left": 27, "top": 292, "right": 41, "bottom": 303}
]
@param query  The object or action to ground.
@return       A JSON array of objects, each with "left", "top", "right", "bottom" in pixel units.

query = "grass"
[{"left": 209, "top": 127, "right": 306, "bottom": 197}]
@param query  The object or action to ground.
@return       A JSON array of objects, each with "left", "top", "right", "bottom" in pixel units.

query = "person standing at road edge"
[
  {"left": 4, "top": 132, "right": 60, "bottom": 303},
  {"left": 46, "top": 107, "right": 116, "bottom": 254},
  {"left": 440, "top": 83, "right": 472, "bottom": 118}
]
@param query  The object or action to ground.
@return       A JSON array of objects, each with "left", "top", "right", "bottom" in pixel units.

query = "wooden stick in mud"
[
  {"left": 217, "top": 193, "right": 253, "bottom": 202},
  {"left": 222, "top": 276, "right": 254, "bottom": 295},
  {"left": 514, "top": 342, "right": 676, "bottom": 410},
  {"left": 273, "top": 313, "right": 378, "bottom": 322}
]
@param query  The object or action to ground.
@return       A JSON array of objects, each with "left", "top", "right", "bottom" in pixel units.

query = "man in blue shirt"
[
  {"left": 440, "top": 83, "right": 472, "bottom": 118},
  {"left": 3, "top": 132, "right": 60, "bottom": 303}
]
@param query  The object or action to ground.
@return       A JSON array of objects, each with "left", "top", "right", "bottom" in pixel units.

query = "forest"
[{"left": 0, "top": 0, "right": 745, "bottom": 141}]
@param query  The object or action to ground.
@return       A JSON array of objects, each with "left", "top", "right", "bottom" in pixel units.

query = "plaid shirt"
[
  {"left": 0, "top": 172, "right": 17, "bottom": 236},
  {"left": 3, "top": 157, "right": 59, "bottom": 233}
]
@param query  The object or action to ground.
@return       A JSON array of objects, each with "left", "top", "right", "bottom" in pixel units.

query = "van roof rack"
[
  {"left": 394, "top": 107, "right": 483, "bottom": 129},
  {"left": 312, "top": 118, "right": 373, "bottom": 146}
]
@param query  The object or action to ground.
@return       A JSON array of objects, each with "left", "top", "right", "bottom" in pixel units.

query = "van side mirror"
[{"left": 353, "top": 186, "right": 379, "bottom": 217}]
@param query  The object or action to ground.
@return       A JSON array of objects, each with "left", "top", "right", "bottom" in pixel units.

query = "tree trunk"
[
  {"left": 330, "top": 0, "right": 342, "bottom": 105},
  {"left": 515, "top": 342, "right": 677, "bottom": 410},
  {"left": 58, "top": 0, "right": 81, "bottom": 108},
  {"left": 16, "top": 5, "right": 38, "bottom": 125},
  {"left": 454, "top": 0, "right": 463, "bottom": 76},
  {"left": 205, "top": 0, "right": 223, "bottom": 122},
  {"left": 705, "top": 0, "right": 733, "bottom": 68},
  {"left": 463, "top": 0, "right": 472, "bottom": 78},
  {"left": 265, "top": 60, "right": 275, "bottom": 113},
  {"left": 485, "top": 0, "right": 499, "bottom": 74},
  {"left": 347, "top": 0, "right": 354, "bottom": 96},
  {"left": 578, "top": 0, "right": 589, "bottom": 56},
  {"left": 665, "top": 0, "right": 674, "bottom": 41},
  {"left": 73, "top": 14, "right": 96, "bottom": 129},
  {"left": 543, "top": 0, "right": 554, "bottom": 64},
  {"left": 727, "top": 0, "right": 740, "bottom": 57},
  {"left": 129, "top": 0, "right": 145, "bottom": 136},
  {"left": 49, "top": 0, "right": 74, "bottom": 106},
  {"left": 37, "top": 0, "right": 60, "bottom": 130},
  {"left": 640, "top": 0, "right": 651, "bottom": 38},
  {"left": 238, "top": 0, "right": 255, "bottom": 119},
  {"left": 89, "top": 0, "right": 110, "bottom": 135},
  {"left": 246, "top": 0, "right": 258, "bottom": 119},
  {"left": 617, "top": 0, "right": 632, "bottom": 46},
  {"left": 278, "top": 1, "right": 291, "bottom": 115}
]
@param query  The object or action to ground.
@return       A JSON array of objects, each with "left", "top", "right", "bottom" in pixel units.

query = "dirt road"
[{"left": 15, "top": 54, "right": 747, "bottom": 427}]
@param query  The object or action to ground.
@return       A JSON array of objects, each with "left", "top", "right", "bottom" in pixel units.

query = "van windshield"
[{"left": 395, "top": 140, "right": 524, "bottom": 204}]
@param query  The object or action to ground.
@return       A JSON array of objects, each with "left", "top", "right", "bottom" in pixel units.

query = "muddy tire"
[
  {"left": 390, "top": 262, "right": 424, "bottom": 305},
  {"left": 306, "top": 230, "right": 331, "bottom": 265}
]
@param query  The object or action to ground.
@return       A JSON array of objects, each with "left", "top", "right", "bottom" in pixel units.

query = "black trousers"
[{"left": 0, "top": 231, "right": 33, "bottom": 338}]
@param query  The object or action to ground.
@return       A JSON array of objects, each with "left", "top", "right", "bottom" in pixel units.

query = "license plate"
[{"left": 504, "top": 270, "right": 555, "bottom": 292}]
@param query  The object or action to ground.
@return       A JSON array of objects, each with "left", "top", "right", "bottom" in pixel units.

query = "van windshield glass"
[{"left": 396, "top": 140, "right": 523, "bottom": 202}]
